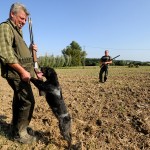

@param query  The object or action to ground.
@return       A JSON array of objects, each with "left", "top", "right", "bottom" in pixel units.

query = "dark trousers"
[
  {"left": 99, "top": 65, "right": 108, "bottom": 82},
  {"left": 7, "top": 79, "right": 35, "bottom": 133}
]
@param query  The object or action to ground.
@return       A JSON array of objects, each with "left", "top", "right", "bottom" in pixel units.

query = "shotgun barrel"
[
  {"left": 28, "top": 17, "right": 38, "bottom": 70},
  {"left": 28, "top": 17, "right": 44, "bottom": 96},
  {"left": 111, "top": 55, "right": 120, "bottom": 60}
]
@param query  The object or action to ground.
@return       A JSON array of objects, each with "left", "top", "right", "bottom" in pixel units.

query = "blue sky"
[{"left": 0, "top": 0, "right": 150, "bottom": 61}]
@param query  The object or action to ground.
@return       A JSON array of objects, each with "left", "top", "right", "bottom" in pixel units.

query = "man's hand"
[
  {"left": 20, "top": 70, "right": 31, "bottom": 82},
  {"left": 29, "top": 44, "right": 38, "bottom": 52},
  {"left": 102, "top": 62, "right": 107, "bottom": 65},
  {"left": 32, "top": 44, "right": 38, "bottom": 51},
  {"left": 103, "top": 61, "right": 112, "bottom": 65},
  {"left": 8, "top": 63, "right": 31, "bottom": 82},
  {"left": 36, "top": 71, "right": 43, "bottom": 80}
]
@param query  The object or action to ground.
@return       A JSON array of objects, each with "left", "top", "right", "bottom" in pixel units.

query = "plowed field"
[{"left": 0, "top": 66, "right": 149, "bottom": 150}]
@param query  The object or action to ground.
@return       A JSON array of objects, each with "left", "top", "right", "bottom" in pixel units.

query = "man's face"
[
  {"left": 105, "top": 50, "right": 109, "bottom": 56},
  {"left": 10, "top": 9, "right": 27, "bottom": 29}
]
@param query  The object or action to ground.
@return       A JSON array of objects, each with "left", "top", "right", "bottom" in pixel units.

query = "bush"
[{"left": 128, "top": 64, "right": 134, "bottom": 68}]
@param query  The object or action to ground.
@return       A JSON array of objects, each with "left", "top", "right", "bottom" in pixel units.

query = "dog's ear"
[
  {"left": 45, "top": 68, "right": 52, "bottom": 77},
  {"left": 49, "top": 68, "right": 57, "bottom": 76}
]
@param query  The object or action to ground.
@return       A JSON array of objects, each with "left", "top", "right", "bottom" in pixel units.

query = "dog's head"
[{"left": 40, "top": 67, "right": 58, "bottom": 82}]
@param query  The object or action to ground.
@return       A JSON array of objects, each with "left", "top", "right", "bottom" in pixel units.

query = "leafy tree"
[
  {"left": 63, "top": 54, "right": 72, "bottom": 66},
  {"left": 62, "top": 41, "right": 87, "bottom": 66}
]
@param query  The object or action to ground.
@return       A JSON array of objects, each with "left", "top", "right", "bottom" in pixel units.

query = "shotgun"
[
  {"left": 28, "top": 17, "right": 44, "bottom": 96},
  {"left": 100, "top": 55, "right": 120, "bottom": 68},
  {"left": 28, "top": 17, "right": 39, "bottom": 73}
]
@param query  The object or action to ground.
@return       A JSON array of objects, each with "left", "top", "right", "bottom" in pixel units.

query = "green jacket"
[{"left": 0, "top": 20, "right": 34, "bottom": 79}]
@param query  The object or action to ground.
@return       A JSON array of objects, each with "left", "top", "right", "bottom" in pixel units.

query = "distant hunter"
[{"left": 99, "top": 50, "right": 112, "bottom": 83}]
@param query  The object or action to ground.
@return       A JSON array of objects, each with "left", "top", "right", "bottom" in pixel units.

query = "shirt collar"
[{"left": 8, "top": 19, "right": 23, "bottom": 35}]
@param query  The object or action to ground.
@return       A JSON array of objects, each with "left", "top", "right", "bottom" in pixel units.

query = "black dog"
[{"left": 30, "top": 67, "right": 72, "bottom": 145}]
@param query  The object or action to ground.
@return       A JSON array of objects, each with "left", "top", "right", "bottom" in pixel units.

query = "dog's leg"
[
  {"left": 58, "top": 114, "right": 72, "bottom": 147},
  {"left": 30, "top": 77, "right": 42, "bottom": 88},
  {"left": 46, "top": 88, "right": 72, "bottom": 144},
  {"left": 30, "top": 78, "right": 45, "bottom": 91},
  {"left": 46, "top": 87, "right": 68, "bottom": 116}
]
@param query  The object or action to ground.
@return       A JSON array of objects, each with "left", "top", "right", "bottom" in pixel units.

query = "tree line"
[
  {"left": 85, "top": 59, "right": 150, "bottom": 67},
  {"left": 39, "top": 41, "right": 87, "bottom": 67},
  {"left": 38, "top": 56, "right": 150, "bottom": 68},
  {"left": 38, "top": 40, "right": 149, "bottom": 67},
  {"left": 1, "top": 41, "right": 149, "bottom": 68}
]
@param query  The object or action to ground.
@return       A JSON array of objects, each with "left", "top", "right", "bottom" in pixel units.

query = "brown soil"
[{"left": 0, "top": 66, "right": 149, "bottom": 150}]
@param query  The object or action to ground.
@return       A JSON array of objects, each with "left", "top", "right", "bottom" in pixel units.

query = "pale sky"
[{"left": 0, "top": 0, "right": 150, "bottom": 61}]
